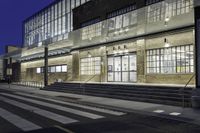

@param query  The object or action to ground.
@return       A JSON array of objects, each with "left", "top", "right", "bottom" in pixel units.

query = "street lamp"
[{"left": 44, "top": 34, "right": 51, "bottom": 87}]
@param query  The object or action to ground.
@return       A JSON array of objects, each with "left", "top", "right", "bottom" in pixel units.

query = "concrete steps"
[{"left": 43, "top": 82, "right": 193, "bottom": 107}]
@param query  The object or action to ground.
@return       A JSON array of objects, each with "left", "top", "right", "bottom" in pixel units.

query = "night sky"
[{"left": 0, "top": 0, "right": 55, "bottom": 55}]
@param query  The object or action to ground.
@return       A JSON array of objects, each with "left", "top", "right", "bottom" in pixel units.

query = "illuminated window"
[
  {"left": 165, "top": 0, "right": 193, "bottom": 18},
  {"left": 56, "top": 66, "right": 62, "bottom": 72},
  {"left": 146, "top": 44, "right": 194, "bottom": 74},
  {"left": 82, "top": 22, "right": 102, "bottom": 40},
  {"left": 80, "top": 57, "right": 101, "bottom": 75},
  {"left": 147, "top": 1, "right": 165, "bottom": 23},
  {"left": 62, "top": 65, "right": 67, "bottom": 72},
  {"left": 145, "top": 0, "right": 163, "bottom": 6},
  {"left": 36, "top": 68, "right": 41, "bottom": 74}
]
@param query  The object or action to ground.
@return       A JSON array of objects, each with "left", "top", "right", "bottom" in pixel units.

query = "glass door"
[{"left": 107, "top": 53, "right": 137, "bottom": 82}]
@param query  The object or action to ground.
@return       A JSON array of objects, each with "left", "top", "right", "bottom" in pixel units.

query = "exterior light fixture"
[
  {"left": 164, "top": 17, "right": 170, "bottom": 27},
  {"left": 164, "top": 38, "right": 170, "bottom": 48},
  {"left": 88, "top": 52, "right": 92, "bottom": 57},
  {"left": 119, "top": 30, "right": 123, "bottom": 33},
  {"left": 165, "top": 17, "right": 170, "bottom": 22},
  {"left": 125, "top": 28, "right": 129, "bottom": 32}
]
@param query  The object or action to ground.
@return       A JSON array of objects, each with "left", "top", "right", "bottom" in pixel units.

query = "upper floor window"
[
  {"left": 146, "top": 0, "right": 163, "bottom": 6},
  {"left": 165, "top": 0, "right": 193, "bottom": 18},
  {"left": 107, "top": 4, "right": 136, "bottom": 19},
  {"left": 147, "top": 1, "right": 165, "bottom": 23},
  {"left": 81, "top": 18, "right": 101, "bottom": 28}
]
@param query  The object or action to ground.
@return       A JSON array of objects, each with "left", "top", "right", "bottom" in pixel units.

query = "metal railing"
[
  {"left": 80, "top": 75, "right": 97, "bottom": 95},
  {"left": 13, "top": 81, "right": 44, "bottom": 88},
  {"left": 179, "top": 74, "right": 195, "bottom": 108}
]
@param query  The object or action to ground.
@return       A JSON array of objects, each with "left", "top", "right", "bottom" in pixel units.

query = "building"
[
  {"left": 17, "top": 0, "right": 196, "bottom": 87},
  {"left": 3, "top": 0, "right": 200, "bottom": 88},
  {"left": 0, "top": 56, "right": 3, "bottom": 80},
  {"left": 1, "top": 46, "right": 22, "bottom": 82}
]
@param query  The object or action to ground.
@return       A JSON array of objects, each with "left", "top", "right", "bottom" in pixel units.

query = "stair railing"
[
  {"left": 179, "top": 74, "right": 195, "bottom": 108},
  {"left": 80, "top": 75, "right": 97, "bottom": 95}
]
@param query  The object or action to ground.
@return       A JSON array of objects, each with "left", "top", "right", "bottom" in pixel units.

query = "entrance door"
[{"left": 107, "top": 53, "right": 137, "bottom": 82}]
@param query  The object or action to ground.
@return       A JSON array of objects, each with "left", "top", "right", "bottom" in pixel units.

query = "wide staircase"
[{"left": 43, "top": 82, "right": 194, "bottom": 107}]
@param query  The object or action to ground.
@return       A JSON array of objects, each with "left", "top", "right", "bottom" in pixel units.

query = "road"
[{"left": 0, "top": 87, "right": 200, "bottom": 133}]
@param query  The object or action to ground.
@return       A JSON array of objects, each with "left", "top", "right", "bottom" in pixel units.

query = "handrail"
[
  {"left": 13, "top": 81, "right": 44, "bottom": 88},
  {"left": 180, "top": 74, "right": 195, "bottom": 108},
  {"left": 80, "top": 75, "right": 97, "bottom": 94}
]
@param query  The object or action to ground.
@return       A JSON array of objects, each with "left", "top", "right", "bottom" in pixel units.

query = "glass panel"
[
  {"left": 115, "top": 72, "right": 121, "bottom": 82},
  {"left": 130, "top": 72, "right": 137, "bottom": 82},
  {"left": 130, "top": 55, "right": 137, "bottom": 71},
  {"left": 108, "top": 72, "right": 114, "bottom": 81},
  {"left": 56, "top": 66, "right": 62, "bottom": 72},
  {"left": 114, "top": 57, "right": 121, "bottom": 72},
  {"left": 62, "top": 65, "right": 67, "bottom": 72},
  {"left": 122, "top": 72, "right": 129, "bottom": 82},
  {"left": 36, "top": 68, "right": 41, "bottom": 73},
  {"left": 122, "top": 56, "right": 129, "bottom": 71},
  {"left": 51, "top": 66, "right": 56, "bottom": 73}
]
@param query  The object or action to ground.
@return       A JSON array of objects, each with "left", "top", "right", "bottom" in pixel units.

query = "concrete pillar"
[
  {"left": 192, "top": 2, "right": 200, "bottom": 107},
  {"left": 72, "top": 51, "right": 80, "bottom": 81},
  {"left": 136, "top": 39, "right": 145, "bottom": 83}
]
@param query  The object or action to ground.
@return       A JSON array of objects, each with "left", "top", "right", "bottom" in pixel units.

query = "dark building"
[{"left": 73, "top": 0, "right": 148, "bottom": 29}]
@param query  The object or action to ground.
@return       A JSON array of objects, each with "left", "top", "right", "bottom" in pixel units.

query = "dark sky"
[{"left": 0, "top": 0, "right": 55, "bottom": 55}]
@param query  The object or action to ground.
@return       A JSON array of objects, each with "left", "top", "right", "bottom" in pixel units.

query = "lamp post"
[
  {"left": 44, "top": 35, "right": 51, "bottom": 87},
  {"left": 44, "top": 44, "right": 48, "bottom": 87}
]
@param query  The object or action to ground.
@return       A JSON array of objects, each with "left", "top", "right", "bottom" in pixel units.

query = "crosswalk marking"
[
  {"left": 0, "top": 96, "right": 78, "bottom": 124},
  {"left": 0, "top": 108, "right": 41, "bottom": 131},
  {"left": 153, "top": 110, "right": 165, "bottom": 113},
  {"left": 16, "top": 92, "right": 126, "bottom": 116},
  {"left": 1, "top": 93, "right": 104, "bottom": 119},
  {"left": 169, "top": 112, "right": 181, "bottom": 116}
]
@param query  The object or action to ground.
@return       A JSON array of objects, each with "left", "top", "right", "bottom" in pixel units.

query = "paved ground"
[{"left": 0, "top": 84, "right": 200, "bottom": 133}]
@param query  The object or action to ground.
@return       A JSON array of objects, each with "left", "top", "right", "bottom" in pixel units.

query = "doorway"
[{"left": 107, "top": 53, "right": 137, "bottom": 82}]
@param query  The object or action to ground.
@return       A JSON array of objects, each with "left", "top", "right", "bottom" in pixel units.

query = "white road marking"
[
  {"left": 153, "top": 110, "right": 165, "bottom": 113},
  {"left": 0, "top": 108, "right": 41, "bottom": 131},
  {"left": 0, "top": 96, "right": 78, "bottom": 124},
  {"left": 16, "top": 92, "right": 126, "bottom": 116},
  {"left": 169, "top": 112, "right": 181, "bottom": 116},
  {"left": 1, "top": 93, "right": 104, "bottom": 119}
]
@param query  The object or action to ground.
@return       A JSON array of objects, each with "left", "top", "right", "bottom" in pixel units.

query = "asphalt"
[{"left": 0, "top": 84, "right": 200, "bottom": 133}]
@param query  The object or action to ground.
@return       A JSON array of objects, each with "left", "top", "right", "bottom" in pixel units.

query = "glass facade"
[
  {"left": 147, "top": 0, "right": 193, "bottom": 23},
  {"left": 108, "top": 54, "right": 137, "bottom": 82},
  {"left": 24, "top": 0, "right": 90, "bottom": 47},
  {"left": 146, "top": 44, "right": 194, "bottom": 74}
]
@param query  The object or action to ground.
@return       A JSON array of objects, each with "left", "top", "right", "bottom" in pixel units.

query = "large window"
[
  {"left": 147, "top": 1, "right": 165, "bottom": 23},
  {"left": 36, "top": 65, "right": 67, "bottom": 74},
  {"left": 147, "top": 0, "right": 193, "bottom": 23},
  {"left": 80, "top": 57, "right": 101, "bottom": 75},
  {"left": 165, "top": 0, "right": 193, "bottom": 18},
  {"left": 82, "top": 22, "right": 102, "bottom": 40},
  {"left": 145, "top": 0, "right": 163, "bottom": 6},
  {"left": 146, "top": 44, "right": 194, "bottom": 74},
  {"left": 107, "top": 4, "right": 136, "bottom": 19},
  {"left": 108, "top": 10, "right": 137, "bottom": 31},
  {"left": 108, "top": 54, "right": 137, "bottom": 82},
  {"left": 24, "top": 0, "right": 90, "bottom": 46}
]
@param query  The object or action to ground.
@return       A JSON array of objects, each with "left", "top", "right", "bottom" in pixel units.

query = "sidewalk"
[{"left": 0, "top": 83, "right": 200, "bottom": 125}]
